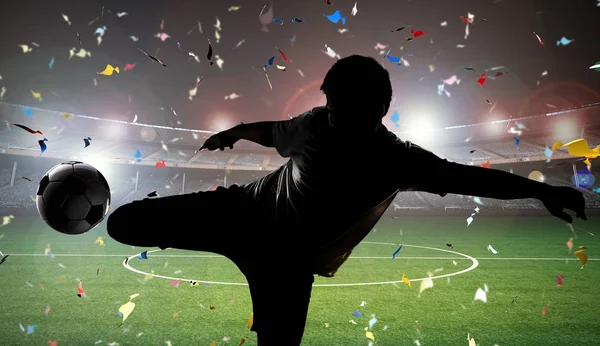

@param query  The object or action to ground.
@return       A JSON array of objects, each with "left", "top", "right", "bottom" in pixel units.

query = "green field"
[{"left": 0, "top": 215, "right": 598, "bottom": 346}]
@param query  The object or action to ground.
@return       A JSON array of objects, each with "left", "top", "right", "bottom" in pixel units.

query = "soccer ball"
[{"left": 36, "top": 161, "right": 111, "bottom": 235}]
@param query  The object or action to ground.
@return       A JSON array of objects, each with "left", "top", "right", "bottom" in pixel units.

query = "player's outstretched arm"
[
  {"left": 401, "top": 142, "right": 587, "bottom": 223},
  {"left": 200, "top": 122, "right": 276, "bottom": 151}
]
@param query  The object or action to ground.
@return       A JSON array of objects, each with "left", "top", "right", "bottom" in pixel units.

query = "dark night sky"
[{"left": 0, "top": 0, "right": 599, "bottom": 140}]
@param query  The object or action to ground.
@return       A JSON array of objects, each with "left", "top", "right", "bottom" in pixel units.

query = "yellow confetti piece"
[
  {"left": 210, "top": 341, "right": 216, "bottom": 346},
  {"left": 468, "top": 333, "right": 476, "bottom": 346},
  {"left": 172, "top": 312, "right": 179, "bottom": 319},
  {"left": 97, "top": 64, "right": 120, "bottom": 76},
  {"left": 31, "top": 90, "right": 42, "bottom": 102},
  {"left": 552, "top": 139, "right": 600, "bottom": 165},
  {"left": 62, "top": 113, "right": 74, "bottom": 119},
  {"left": 239, "top": 336, "right": 248, "bottom": 345},
  {"left": 402, "top": 273, "right": 411, "bottom": 288},
  {"left": 247, "top": 312, "right": 253, "bottom": 328},
  {"left": 228, "top": 6, "right": 241, "bottom": 11},
  {"left": 118, "top": 293, "right": 140, "bottom": 326},
  {"left": 574, "top": 246, "right": 588, "bottom": 269},
  {"left": 324, "top": 322, "right": 330, "bottom": 328},
  {"left": 95, "top": 237, "right": 105, "bottom": 246},
  {"left": 365, "top": 327, "right": 375, "bottom": 341}
]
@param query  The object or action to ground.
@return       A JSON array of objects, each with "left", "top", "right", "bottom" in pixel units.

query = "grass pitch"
[{"left": 0, "top": 215, "right": 598, "bottom": 345}]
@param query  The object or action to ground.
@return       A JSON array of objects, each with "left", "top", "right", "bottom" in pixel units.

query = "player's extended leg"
[
  {"left": 106, "top": 185, "right": 257, "bottom": 256},
  {"left": 245, "top": 265, "right": 315, "bottom": 346}
]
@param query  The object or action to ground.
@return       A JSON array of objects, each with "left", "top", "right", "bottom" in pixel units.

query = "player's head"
[{"left": 320, "top": 55, "right": 392, "bottom": 130}]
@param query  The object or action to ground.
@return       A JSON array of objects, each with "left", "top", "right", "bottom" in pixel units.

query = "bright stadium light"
[
  {"left": 553, "top": 118, "right": 579, "bottom": 142},
  {"left": 408, "top": 117, "right": 436, "bottom": 146},
  {"left": 83, "top": 156, "right": 113, "bottom": 181}
]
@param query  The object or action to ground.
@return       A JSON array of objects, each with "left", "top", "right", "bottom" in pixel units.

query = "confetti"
[
  {"left": 83, "top": 137, "right": 92, "bottom": 148},
  {"left": 352, "top": 2, "right": 358, "bottom": 16},
  {"left": 567, "top": 238, "right": 573, "bottom": 253},
  {"left": 147, "top": 191, "right": 158, "bottom": 197},
  {"left": 239, "top": 336, "right": 248, "bottom": 345},
  {"left": 477, "top": 74, "right": 487, "bottom": 86},
  {"left": 38, "top": 138, "right": 48, "bottom": 154},
  {"left": 534, "top": 32, "right": 544, "bottom": 46},
  {"left": 365, "top": 327, "right": 375, "bottom": 341},
  {"left": 292, "top": 18, "right": 303, "bottom": 23},
  {"left": 27, "top": 325, "right": 37, "bottom": 334},
  {"left": 460, "top": 15, "right": 473, "bottom": 24},
  {"left": 443, "top": 75, "right": 460, "bottom": 85},
  {"left": 77, "top": 280, "right": 85, "bottom": 297},
  {"left": 545, "top": 145, "right": 553, "bottom": 162},
  {"left": 541, "top": 304, "right": 550, "bottom": 317},
  {"left": 22, "top": 177, "right": 34, "bottom": 182},
  {"left": 487, "top": 244, "right": 499, "bottom": 254},
  {"left": 390, "top": 110, "right": 400, "bottom": 128},
  {"left": 155, "top": 160, "right": 166, "bottom": 168},
  {"left": 272, "top": 18, "right": 283, "bottom": 25},
  {"left": 138, "top": 251, "right": 148, "bottom": 260},
  {"left": 276, "top": 47, "right": 291, "bottom": 63},
  {"left": 419, "top": 272, "right": 434, "bottom": 295},
  {"left": 97, "top": 64, "right": 120, "bottom": 76},
  {"left": 134, "top": 149, "right": 142, "bottom": 162},
  {"left": 574, "top": 246, "right": 588, "bottom": 269},
  {"left": 13, "top": 124, "right": 43, "bottom": 135},
  {"left": 69, "top": 48, "right": 91, "bottom": 59},
  {"left": 124, "top": 64, "right": 136, "bottom": 71},
  {"left": 468, "top": 334, "right": 476, "bottom": 346},
  {"left": 18, "top": 44, "right": 34, "bottom": 53},
  {"left": 61, "top": 13, "right": 71, "bottom": 25},
  {"left": 453, "top": 260, "right": 458, "bottom": 265},
  {"left": 401, "top": 273, "right": 411, "bottom": 288},
  {"left": 384, "top": 50, "right": 402, "bottom": 66},
  {"left": 514, "top": 136, "right": 520, "bottom": 150},
  {"left": 170, "top": 279, "right": 182, "bottom": 288},
  {"left": 556, "top": 37, "right": 574, "bottom": 46},
  {"left": 391, "top": 26, "right": 408, "bottom": 32},
  {"left": 552, "top": 139, "right": 599, "bottom": 165},
  {"left": 206, "top": 39, "right": 214, "bottom": 65},
  {"left": 31, "top": 90, "right": 42, "bottom": 102},
  {"left": 225, "top": 93, "right": 242, "bottom": 100},
  {"left": 233, "top": 39, "right": 245, "bottom": 49},
  {"left": 556, "top": 274, "right": 565, "bottom": 287},
  {"left": 49, "top": 57, "right": 55, "bottom": 69},
  {"left": 392, "top": 243, "right": 403, "bottom": 259},
  {"left": 505, "top": 296, "right": 517, "bottom": 312},
  {"left": 95, "top": 237, "right": 105, "bottom": 246},
  {"left": 0, "top": 87, "right": 5, "bottom": 100},
  {"left": 408, "top": 29, "right": 426, "bottom": 40},
  {"left": 259, "top": 3, "right": 273, "bottom": 32},
  {"left": 138, "top": 48, "right": 166, "bottom": 67},
  {"left": 154, "top": 32, "right": 170, "bottom": 42},
  {"left": 324, "top": 10, "right": 346, "bottom": 24},
  {"left": 474, "top": 284, "right": 489, "bottom": 303},
  {"left": 0, "top": 254, "right": 8, "bottom": 265},
  {"left": 589, "top": 62, "right": 600, "bottom": 71},
  {"left": 118, "top": 293, "right": 140, "bottom": 326},
  {"left": 466, "top": 212, "right": 476, "bottom": 227}
]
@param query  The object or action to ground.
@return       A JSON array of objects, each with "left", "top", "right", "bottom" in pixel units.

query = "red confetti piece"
[
  {"left": 480, "top": 160, "right": 490, "bottom": 168},
  {"left": 477, "top": 74, "right": 487, "bottom": 87},
  {"left": 556, "top": 274, "right": 564, "bottom": 287},
  {"left": 410, "top": 29, "right": 426, "bottom": 38},
  {"left": 534, "top": 32, "right": 544, "bottom": 47},
  {"left": 124, "top": 63, "right": 136, "bottom": 71},
  {"left": 276, "top": 47, "right": 291, "bottom": 63},
  {"left": 460, "top": 16, "right": 473, "bottom": 24},
  {"left": 155, "top": 160, "right": 166, "bottom": 168},
  {"left": 77, "top": 280, "right": 84, "bottom": 297},
  {"left": 48, "top": 341, "right": 58, "bottom": 346},
  {"left": 13, "top": 123, "right": 43, "bottom": 135}
]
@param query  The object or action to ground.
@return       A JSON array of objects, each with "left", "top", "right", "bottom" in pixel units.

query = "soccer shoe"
[{"left": 313, "top": 250, "right": 352, "bottom": 277}]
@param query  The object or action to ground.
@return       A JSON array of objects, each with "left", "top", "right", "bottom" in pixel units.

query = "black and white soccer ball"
[{"left": 36, "top": 161, "right": 111, "bottom": 235}]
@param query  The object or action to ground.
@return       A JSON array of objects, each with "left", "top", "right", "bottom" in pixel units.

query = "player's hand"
[
  {"left": 541, "top": 186, "right": 587, "bottom": 223},
  {"left": 199, "top": 130, "right": 240, "bottom": 151}
]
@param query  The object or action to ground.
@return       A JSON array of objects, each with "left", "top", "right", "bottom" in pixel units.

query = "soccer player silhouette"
[{"left": 107, "top": 55, "right": 587, "bottom": 345}]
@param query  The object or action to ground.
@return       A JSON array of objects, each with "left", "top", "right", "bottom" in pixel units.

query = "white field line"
[
  {"left": 5, "top": 254, "right": 598, "bottom": 261},
  {"left": 120, "top": 245, "right": 481, "bottom": 287}
]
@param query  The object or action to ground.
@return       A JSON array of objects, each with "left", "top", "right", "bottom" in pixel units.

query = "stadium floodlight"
[
  {"left": 407, "top": 117, "right": 437, "bottom": 147},
  {"left": 84, "top": 156, "right": 113, "bottom": 182}
]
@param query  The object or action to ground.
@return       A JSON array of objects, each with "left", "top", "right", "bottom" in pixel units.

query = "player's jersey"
[{"left": 241, "top": 106, "right": 448, "bottom": 244}]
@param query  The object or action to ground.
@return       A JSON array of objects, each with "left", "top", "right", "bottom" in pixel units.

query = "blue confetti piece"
[
  {"left": 544, "top": 145, "right": 553, "bottom": 163},
  {"left": 390, "top": 110, "right": 400, "bottom": 128},
  {"left": 324, "top": 10, "right": 346, "bottom": 24},
  {"left": 134, "top": 149, "right": 142, "bottom": 162},
  {"left": 384, "top": 51, "right": 402, "bottom": 66},
  {"left": 263, "top": 56, "right": 275, "bottom": 69},
  {"left": 515, "top": 122, "right": 526, "bottom": 130},
  {"left": 38, "top": 138, "right": 48, "bottom": 154},
  {"left": 352, "top": 310, "right": 364, "bottom": 318},
  {"left": 392, "top": 244, "right": 403, "bottom": 259},
  {"left": 48, "top": 252, "right": 55, "bottom": 259},
  {"left": 437, "top": 84, "right": 445, "bottom": 96},
  {"left": 556, "top": 37, "right": 574, "bottom": 46},
  {"left": 21, "top": 107, "right": 33, "bottom": 117},
  {"left": 176, "top": 42, "right": 182, "bottom": 50},
  {"left": 27, "top": 324, "right": 37, "bottom": 334},
  {"left": 49, "top": 57, "right": 55, "bottom": 70},
  {"left": 272, "top": 18, "right": 283, "bottom": 24},
  {"left": 292, "top": 18, "right": 303, "bottom": 23},
  {"left": 83, "top": 137, "right": 92, "bottom": 148},
  {"left": 138, "top": 251, "right": 148, "bottom": 260},
  {"left": 514, "top": 136, "right": 520, "bottom": 150},
  {"left": 593, "top": 187, "right": 600, "bottom": 193}
]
